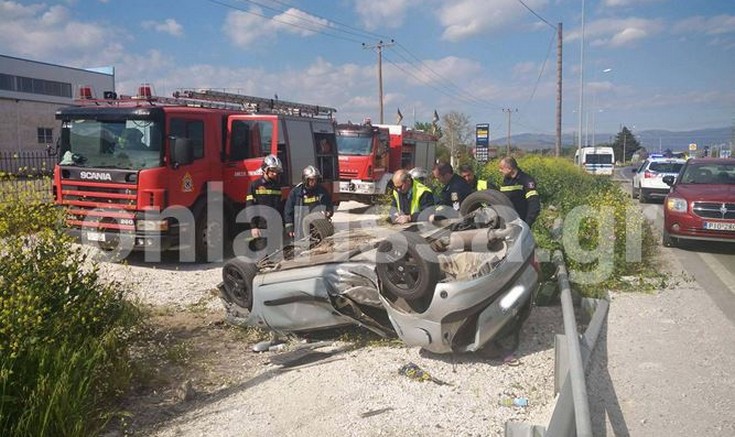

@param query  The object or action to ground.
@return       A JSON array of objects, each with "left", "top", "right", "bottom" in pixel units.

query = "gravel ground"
[{"left": 94, "top": 202, "right": 565, "bottom": 436}]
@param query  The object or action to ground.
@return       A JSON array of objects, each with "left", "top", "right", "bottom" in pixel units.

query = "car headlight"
[
  {"left": 136, "top": 219, "right": 169, "bottom": 231},
  {"left": 666, "top": 197, "right": 687, "bottom": 213}
]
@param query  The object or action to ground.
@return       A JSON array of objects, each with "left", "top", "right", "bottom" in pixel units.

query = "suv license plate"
[
  {"left": 86, "top": 231, "right": 106, "bottom": 242},
  {"left": 703, "top": 222, "right": 735, "bottom": 231}
]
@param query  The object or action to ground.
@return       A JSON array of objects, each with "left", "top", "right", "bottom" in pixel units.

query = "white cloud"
[
  {"left": 354, "top": 0, "right": 420, "bottom": 30},
  {"left": 603, "top": 0, "right": 664, "bottom": 7},
  {"left": 672, "top": 14, "right": 735, "bottom": 36},
  {"left": 223, "top": 7, "right": 328, "bottom": 48},
  {"left": 567, "top": 17, "right": 662, "bottom": 48},
  {"left": 0, "top": 1, "right": 123, "bottom": 61},
  {"left": 437, "top": 0, "right": 548, "bottom": 42},
  {"left": 141, "top": 18, "right": 183, "bottom": 37}
]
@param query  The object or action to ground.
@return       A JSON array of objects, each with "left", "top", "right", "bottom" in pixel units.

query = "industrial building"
[{"left": 0, "top": 54, "right": 115, "bottom": 154}]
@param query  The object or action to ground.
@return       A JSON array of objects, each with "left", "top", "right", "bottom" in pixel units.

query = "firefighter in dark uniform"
[
  {"left": 284, "top": 165, "right": 333, "bottom": 239},
  {"left": 498, "top": 157, "right": 540, "bottom": 226},
  {"left": 432, "top": 161, "right": 473, "bottom": 211},
  {"left": 458, "top": 163, "right": 498, "bottom": 191},
  {"left": 389, "top": 169, "right": 435, "bottom": 224},
  {"left": 246, "top": 154, "right": 284, "bottom": 241}
]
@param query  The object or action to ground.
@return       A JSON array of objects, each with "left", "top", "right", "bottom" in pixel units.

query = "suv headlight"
[{"left": 666, "top": 197, "right": 687, "bottom": 213}]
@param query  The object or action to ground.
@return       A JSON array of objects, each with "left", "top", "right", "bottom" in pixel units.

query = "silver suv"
[{"left": 632, "top": 156, "right": 686, "bottom": 203}]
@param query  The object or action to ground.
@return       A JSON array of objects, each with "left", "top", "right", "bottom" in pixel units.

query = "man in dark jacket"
[
  {"left": 246, "top": 154, "right": 284, "bottom": 240},
  {"left": 284, "top": 165, "right": 333, "bottom": 239},
  {"left": 498, "top": 157, "right": 540, "bottom": 226},
  {"left": 432, "top": 162, "right": 473, "bottom": 211},
  {"left": 458, "top": 163, "right": 498, "bottom": 191}
]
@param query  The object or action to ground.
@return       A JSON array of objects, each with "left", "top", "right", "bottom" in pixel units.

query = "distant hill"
[{"left": 489, "top": 127, "right": 733, "bottom": 151}]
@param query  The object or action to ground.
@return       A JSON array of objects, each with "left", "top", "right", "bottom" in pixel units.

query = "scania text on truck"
[
  {"left": 52, "top": 86, "right": 339, "bottom": 261},
  {"left": 336, "top": 121, "right": 437, "bottom": 204}
]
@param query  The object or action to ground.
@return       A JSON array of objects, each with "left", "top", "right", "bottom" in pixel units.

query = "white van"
[{"left": 575, "top": 146, "right": 615, "bottom": 175}]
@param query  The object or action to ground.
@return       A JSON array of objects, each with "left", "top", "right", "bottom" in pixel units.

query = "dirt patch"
[{"left": 112, "top": 308, "right": 272, "bottom": 434}]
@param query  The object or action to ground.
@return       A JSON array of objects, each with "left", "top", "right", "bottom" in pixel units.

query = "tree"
[
  {"left": 611, "top": 126, "right": 641, "bottom": 162},
  {"left": 438, "top": 111, "right": 473, "bottom": 165}
]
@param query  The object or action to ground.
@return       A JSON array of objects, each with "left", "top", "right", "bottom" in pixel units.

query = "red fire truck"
[
  {"left": 336, "top": 122, "right": 437, "bottom": 204},
  {"left": 52, "top": 86, "right": 339, "bottom": 261}
]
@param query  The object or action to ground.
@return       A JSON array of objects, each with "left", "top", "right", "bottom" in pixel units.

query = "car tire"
[
  {"left": 460, "top": 189, "right": 518, "bottom": 220},
  {"left": 221, "top": 257, "right": 258, "bottom": 311},
  {"left": 376, "top": 231, "right": 440, "bottom": 301},
  {"left": 662, "top": 229, "right": 677, "bottom": 248},
  {"left": 631, "top": 183, "right": 639, "bottom": 199},
  {"left": 302, "top": 212, "right": 334, "bottom": 247},
  {"left": 195, "top": 207, "right": 227, "bottom": 262},
  {"left": 639, "top": 189, "right": 647, "bottom": 204}
]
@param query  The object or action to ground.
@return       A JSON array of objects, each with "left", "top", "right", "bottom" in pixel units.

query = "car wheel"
[
  {"left": 376, "top": 231, "right": 439, "bottom": 301},
  {"left": 638, "top": 189, "right": 647, "bottom": 204},
  {"left": 302, "top": 212, "right": 334, "bottom": 247},
  {"left": 662, "top": 229, "right": 677, "bottom": 248},
  {"left": 460, "top": 189, "right": 518, "bottom": 220},
  {"left": 631, "top": 183, "right": 639, "bottom": 199},
  {"left": 195, "top": 208, "right": 227, "bottom": 262},
  {"left": 221, "top": 257, "right": 258, "bottom": 311}
]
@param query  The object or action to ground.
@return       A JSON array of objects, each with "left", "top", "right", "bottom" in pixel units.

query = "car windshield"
[
  {"left": 681, "top": 163, "right": 735, "bottom": 184},
  {"left": 337, "top": 135, "right": 373, "bottom": 155},
  {"left": 59, "top": 119, "right": 164, "bottom": 170},
  {"left": 649, "top": 162, "right": 684, "bottom": 173}
]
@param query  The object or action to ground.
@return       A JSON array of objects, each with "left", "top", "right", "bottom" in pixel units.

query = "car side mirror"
[
  {"left": 171, "top": 136, "right": 193, "bottom": 167},
  {"left": 662, "top": 175, "right": 675, "bottom": 186}
]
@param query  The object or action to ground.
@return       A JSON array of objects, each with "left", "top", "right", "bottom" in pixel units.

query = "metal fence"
[
  {"left": 0, "top": 150, "right": 56, "bottom": 176},
  {"left": 0, "top": 151, "right": 55, "bottom": 199}
]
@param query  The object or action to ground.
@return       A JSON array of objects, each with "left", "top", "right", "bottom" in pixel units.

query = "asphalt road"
[{"left": 594, "top": 166, "right": 735, "bottom": 436}]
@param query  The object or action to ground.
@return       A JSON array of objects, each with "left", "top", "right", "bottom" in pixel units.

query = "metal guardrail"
[{"left": 506, "top": 250, "right": 610, "bottom": 437}]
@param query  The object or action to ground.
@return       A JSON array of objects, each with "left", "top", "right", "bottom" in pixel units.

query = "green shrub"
[
  {"left": 483, "top": 155, "right": 664, "bottom": 296},
  {"left": 0, "top": 193, "right": 142, "bottom": 435}
]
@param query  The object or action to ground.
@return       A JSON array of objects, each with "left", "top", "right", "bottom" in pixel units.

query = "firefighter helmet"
[
  {"left": 302, "top": 165, "right": 322, "bottom": 182},
  {"left": 409, "top": 167, "right": 429, "bottom": 182},
  {"left": 261, "top": 154, "right": 283, "bottom": 173}
]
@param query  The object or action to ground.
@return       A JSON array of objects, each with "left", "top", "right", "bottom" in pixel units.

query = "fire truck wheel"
[
  {"left": 459, "top": 189, "right": 518, "bottom": 222},
  {"left": 302, "top": 213, "right": 334, "bottom": 248},
  {"left": 221, "top": 257, "right": 258, "bottom": 311},
  {"left": 376, "top": 231, "right": 439, "bottom": 301}
]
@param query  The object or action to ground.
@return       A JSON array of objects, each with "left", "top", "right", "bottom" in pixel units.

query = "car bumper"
[{"left": 664, "top": 215, "right": 735, "bottom": 243}]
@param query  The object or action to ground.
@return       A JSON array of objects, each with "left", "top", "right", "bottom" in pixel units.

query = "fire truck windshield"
[
  {"left": 336, "top": 135, "right": 373, "bottom": 156},
  {"left": 59, "top": 119, "right": 163, "bottom": 170}
]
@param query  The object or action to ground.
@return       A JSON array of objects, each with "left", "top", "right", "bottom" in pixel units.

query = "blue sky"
[{"left": 1, "top": 0, "right": 734, "bottom": 141}]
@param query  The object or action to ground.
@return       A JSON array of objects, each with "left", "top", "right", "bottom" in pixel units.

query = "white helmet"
[
  {"left": 409, "top": 167, "right": 429, "bottom": 180},
  {"left": 302, "top": 165, "right": 322, "bottom": 182},
  {"left": 261, "top": 154, "right": 283, "bottom": 173}
]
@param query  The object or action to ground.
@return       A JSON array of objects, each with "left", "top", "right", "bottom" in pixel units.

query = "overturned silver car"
[{"left": 219, "top": 190, "right": 539, "bottom": 354}]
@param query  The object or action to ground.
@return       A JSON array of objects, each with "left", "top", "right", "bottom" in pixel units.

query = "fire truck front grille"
[
  {"left": 340, "top": 170, "right": 359, "bottom": 179},
  {"left": 60, "top": 180, "right": 138, "bottom": 229}
]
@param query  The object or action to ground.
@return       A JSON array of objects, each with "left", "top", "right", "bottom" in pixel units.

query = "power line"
[{"left": 516, "top": 0, "right": 556, "bottom": 30}]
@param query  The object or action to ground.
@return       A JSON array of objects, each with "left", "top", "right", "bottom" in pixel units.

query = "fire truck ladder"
[{"left": 173, "top": 89, "right": 337, "bottom": 118}]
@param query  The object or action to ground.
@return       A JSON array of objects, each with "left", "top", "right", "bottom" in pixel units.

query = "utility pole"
[
  {"left": 502, "top": 108, "right": 518, "bottom": 156},
  {"left": 555, "top": 22, "right": 563, "bottom": 157},
  {"left": 363, "top": 40, "right": 395, "bottom": 124},
  {"left": 577, "top": 0, "right": 586, "bottom": 167}
]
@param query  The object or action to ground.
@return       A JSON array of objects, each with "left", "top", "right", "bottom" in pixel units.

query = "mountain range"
[{"left": 489, "top": 127, "right": 733, "bottom": 151}]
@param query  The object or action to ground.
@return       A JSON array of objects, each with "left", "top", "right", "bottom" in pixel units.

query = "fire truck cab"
[
  {"left": 53, "top": 87, "right": 339, "bottom": 261},
  {"left": 336, "top": 122, "right": 436, "bottom": 204}
]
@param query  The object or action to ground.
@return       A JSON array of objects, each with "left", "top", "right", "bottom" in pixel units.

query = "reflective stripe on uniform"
[
  {"left": 303, "top": 196, "right": 319, "bottom": 204},
  {"left": 525, "top": 190, "right": 539, "bottom": 199},
  {"left": 500, "top": 185, "right": 523, "bottom": 192},
  {"left": 477, "top": 180, "right": 488, "bottom": 190},
  {"left": 245, "top": 195, "right": 254, "bottom": 201},
  {"left": 255, "top": 188, "right": 281, "bottom": 195}
]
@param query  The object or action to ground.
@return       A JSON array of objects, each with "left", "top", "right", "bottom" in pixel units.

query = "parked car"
[
  {"left": 632, "top": 155, "right": 687, "bottom": 203},
  {"left": 218, "top": 190, "right": 539, "bottom": 355},
  {"left": 662, "top": 158, "right": 735, "bottom": 247}
]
